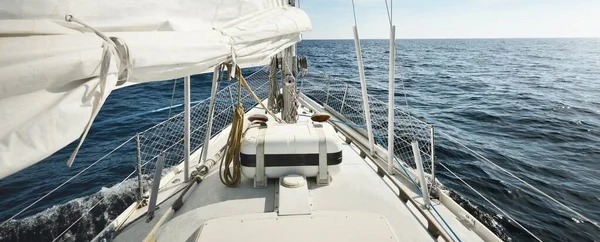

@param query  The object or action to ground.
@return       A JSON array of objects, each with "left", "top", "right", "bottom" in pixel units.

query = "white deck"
[
  {"left": 111, "top": 104, "right": 490, "bottom": 242},
  {"left": 189, "top": 211, "right": 399, "bottom": 242}
]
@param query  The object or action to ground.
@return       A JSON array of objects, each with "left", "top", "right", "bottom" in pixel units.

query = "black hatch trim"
[{"left": 240, "top": 151, "right": 342, "bottom": 167}]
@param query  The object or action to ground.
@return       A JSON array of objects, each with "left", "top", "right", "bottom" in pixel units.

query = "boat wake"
[
  {"left": 0, "top": 179, "right": 137, "bottom": 242},
  {"left": 447, "top": 190, "right": 512, "bottom": 241},
  {"left": 0, "top": 175, "right": 513, "bottom": 242}
]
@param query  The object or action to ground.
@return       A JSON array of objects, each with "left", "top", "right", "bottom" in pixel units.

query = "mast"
[{"left": 281, "top": 0, "right": 299, "bottom": 123}]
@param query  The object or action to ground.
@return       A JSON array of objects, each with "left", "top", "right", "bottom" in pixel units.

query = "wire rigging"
[
  {"left": 437, "top": 161, "right": 543, "bottom": 241},
  {"left": 52, "top": 169, "right": 138, "bottom": 242},
  {"left": 167, "top": 79, "right": 178, "bottom": 119},
  {"left": 383, "top": 0, "right": 411, "bottom": 113},
  {"left": 438, "top": 130, "right": 600, "bottom": 230},
  {"left": 0, "top": 136, "right": 136, "bottom": 227},
  {"left": 384, "top": 0, "right": 392, "bottom": 27},
  {"left": 353, "top": 1, "right": 461, "bottom": 240},
  {"left": 351, "top": 0, "right": 358, "bottom": 27}
]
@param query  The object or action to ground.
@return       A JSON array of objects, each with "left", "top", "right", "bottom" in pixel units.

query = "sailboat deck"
[{"left": 113, "top": 105, "right": 485, "bottom": 242}]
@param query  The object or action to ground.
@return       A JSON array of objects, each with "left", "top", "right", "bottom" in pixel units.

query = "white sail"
[{"left": 0, "top": 0, "right": 312, "bottom": 179}]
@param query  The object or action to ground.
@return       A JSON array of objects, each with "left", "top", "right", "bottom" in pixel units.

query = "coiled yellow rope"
[
  {"left": 219, "top": 65, "right": 281, "bottom": 186},
  {"left": 219, "top": 101, "right": 244, "bottom": 186}
]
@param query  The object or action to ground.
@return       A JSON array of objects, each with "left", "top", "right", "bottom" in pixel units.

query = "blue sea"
[{"left": 1, "top": 38, "right": 599, "bottom": 241}]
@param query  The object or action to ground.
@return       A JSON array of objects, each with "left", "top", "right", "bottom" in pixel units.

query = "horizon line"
[{"left": 302, "top": 36, "right": 600, "bottom": 40}]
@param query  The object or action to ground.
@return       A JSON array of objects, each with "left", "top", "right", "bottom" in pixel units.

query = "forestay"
[{"left": 0, "top": 0, "right": 312, "bottom": 179}]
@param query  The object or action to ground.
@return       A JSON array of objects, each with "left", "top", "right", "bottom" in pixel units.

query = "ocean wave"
[
  {"left": 447, "top": 190, "right": 512, "bottom": 241},
  {"left": 0, "top": 179, "right": 138, "bottom": 242}
]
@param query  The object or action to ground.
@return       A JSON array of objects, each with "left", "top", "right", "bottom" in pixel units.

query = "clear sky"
[{"left": 299, "top": 0, "right": 600, "bottom": 39}]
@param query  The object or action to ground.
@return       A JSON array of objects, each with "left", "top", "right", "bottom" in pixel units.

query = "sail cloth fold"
[{"left": 0, "top": 0, "right": 312, "bottom": 179}]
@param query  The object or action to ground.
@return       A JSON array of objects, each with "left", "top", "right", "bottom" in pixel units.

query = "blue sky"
[{"left": 299, "top": 0, "right": 600, "bottom": 39}]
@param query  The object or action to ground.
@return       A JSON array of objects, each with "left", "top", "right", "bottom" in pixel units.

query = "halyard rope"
[
  {"left": 219, "top": 66, "right": 245, "bottom": 186},
  {"left": 234, "top": 65, "right": 282, "bottom": 123},
  {"left": 64, "top": 14, "right": 133, "bottom": 168},
  {"left": 267, "top": 57, "right": 281, "bottom": 113},
  {"left": 219, "top": 64, "right": 282, "bottom": 186}
]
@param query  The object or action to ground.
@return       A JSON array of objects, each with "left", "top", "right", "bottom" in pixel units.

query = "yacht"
[{"left": 2, "top": 0, "right": 594, "bottom": 241}]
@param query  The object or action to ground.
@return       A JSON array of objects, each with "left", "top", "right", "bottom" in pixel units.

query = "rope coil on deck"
[
  {"left": 219, "top": 69, "right": 244, "bottom": 186},
  {"left": 219, "top": 64, "right": 282, "bottom": 186}
]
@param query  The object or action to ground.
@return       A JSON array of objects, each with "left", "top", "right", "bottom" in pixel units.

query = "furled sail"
[{"left": 0, "top": 0, "right": 312, "bottom": 179}]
